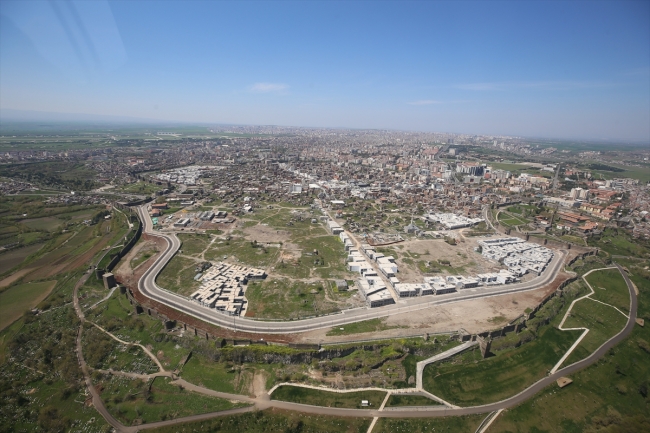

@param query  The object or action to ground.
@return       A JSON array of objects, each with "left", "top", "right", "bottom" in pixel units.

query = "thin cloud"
[
  {"left": 408, "top": 100, "right": 443, "bottom": 105},
  {"left": 455, "top": 81, "right": 616, "bottom": 91},
  {"left": 622, "top": 67, "right": 650, "bottom": 77},
  {"left": 249, "top": 82, "right": 289, "bottom": 93}
]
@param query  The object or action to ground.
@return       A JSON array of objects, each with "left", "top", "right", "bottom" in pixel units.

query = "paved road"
[
  {"left": 136, "top": 262, "right": 639, "bottom": 423},
  {"left": 135, "top": 205, "right": 569, "bottom": 334},
  {"left": 81, "top": 261, "right": 637, "bottom": 432}
]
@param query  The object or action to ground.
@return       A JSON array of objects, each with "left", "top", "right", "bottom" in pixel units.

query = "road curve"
[
  {"left": 135, "top": 205, "right": 570, "bottom": 334},
  {"left": 82, "top": 252, "right": 636, "bottom": 432},
  {"left": 132, "top": 261, "right": 639, "bottom": 429}
]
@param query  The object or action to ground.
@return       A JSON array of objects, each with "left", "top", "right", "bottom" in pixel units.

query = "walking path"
[
  {"left": 416, "top": 341, "right": 477, "bottom": 392},
  {"left": 72, "top": 261, "right": 637, "bottom": 432},
  {"left": 550, "top": 266, "right": 626, "bottom": 374},
  {"left": 87, "top": 286, "right": 117, "bottom": 310}
]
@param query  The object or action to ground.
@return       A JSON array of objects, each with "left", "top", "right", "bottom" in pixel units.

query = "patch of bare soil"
[
  {"left": 116, "top": 239, "right": 159, "bottom": 275},
  {"left": 252, "top": 371, "right": 267, "bottom": 397},
  {"left": 386, "top": 236, "right": 504, "bottom": 283},
  {"left": 0, "top": 268, "right": 35, "bottom": 288},
  {"left": 297, "top": 270, "right": 573, "bottom": 344},
  {"left": 243, "top": 224, "right": 291, "bottom": 243},
  {"left": 279, "top": 242, "right": 302, "bottom": 261}
]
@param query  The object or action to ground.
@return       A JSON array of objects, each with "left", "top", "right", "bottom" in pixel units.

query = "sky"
[{"left": 1, "top": 0, "right": 649, "bottom": 142}]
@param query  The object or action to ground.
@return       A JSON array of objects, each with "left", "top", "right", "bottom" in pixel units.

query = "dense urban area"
[{"left": 0, "top": 125, "right": 649, "bottom": 433}]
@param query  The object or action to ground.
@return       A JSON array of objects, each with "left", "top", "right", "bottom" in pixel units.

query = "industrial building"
[{"left": 424, "top": 212, "right": 484, "bottom": 229}]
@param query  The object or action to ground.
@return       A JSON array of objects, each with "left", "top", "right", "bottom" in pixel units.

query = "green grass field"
[
  {"left": 155, "top": 254, "right": 200, "bottom": 295},
  {"left": 245, "top": 278, "right": 340, "bottom": 319},
  {"left": 271, "top": 385, "right": 386, "bottom": 409},
  {"left": 374, "top": 414, "right": 486, "bottom": 433},
  {"left": 585, "top": 268, "right": 632, "bottom": 313},
  {"left": 489, "top": 265, "right": 650, "bottom": 432},
  {"left": 180, "top": 353, "right": 239, "bottom": 394},
  {"left": 204, "top": 238, "right": 280, "bottom": 268},
  {"left": 0, "top": 280, "right": 57, "bottom": 330},
  {"left": 561, "top": 298, "right": 629, "bottom": 367},
  {"left": 422, "top": 326, "right": 581, "bottom": 406},
  {"left": 148, "top": 408, "right": 372, "bottom": 433},
  {"left": 100, "top": 375, "right": 248, "bottom": 426},
  {"left": 385, "top": 393, "right": 441, "bottom": 407},
  {"left": 326, "top": 318, "right": 402, "bottom": 336},
  {"left": 587, "top": 230, "right": 650, "bottom": 258}
]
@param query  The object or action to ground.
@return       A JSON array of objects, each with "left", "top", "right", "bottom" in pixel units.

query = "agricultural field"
[
  {"left": 0, "top": 280, "right": 57, "bottom": 331},
  {"left": 0, "top": 243, "right": 43, "bottom": 276},
  {"left": 0, "top": 161, "right": 100, "bottom": 190}
]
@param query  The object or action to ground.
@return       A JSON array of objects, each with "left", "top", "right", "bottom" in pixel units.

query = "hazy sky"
[{"left": 1, "top": 0, "right": 649, "bottom": 141}]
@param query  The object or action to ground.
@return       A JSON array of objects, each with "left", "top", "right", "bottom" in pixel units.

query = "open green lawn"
[
  {"left": 374, "top": 413, "right": 486, "bottom": 433},
  {"left": 245, "top": 278, "right": 340, "bottom": 319},
  {"left": 148, "top": 408, "right": 371, "bottom": 433},
  {"left": 489, "top": 269, "right": 650, "bottom": 433},
  {"left": 0, "top": 280, "right": 57, "bottom": 330},
  {"left": 178, "top": 233, "right": 211, "bottom": 256},
  {"left": 271, "top": 385, "right": 386, "bottom": 409},
  {"left": 180, "top": 353, "right": 239, "bottom": 394},
  {"left": 155, "top": 254, "right": 200, "bottom": 295},
  {"left": 561, "top": 299, "right": 629, "bottom": 367},
  {"left": 385, "top": 393, "right": 441, "bottom": 407},
  {"left": 498, "top": 211, "right": 529, "bottom": 227},
  {"left": 100, "top": 375, "right": 248, "bottom": 426},
  {"left": 204, "top": 238, "right": 280, "bottom": 268},
  {"left": 585, "top": 268, "right": 631, "bottom": 313},
  {"left": 326, "top": 318, "right": 403, "bottom": 336},
  {"left": 422, "top": 326, "right": 581, "bottom": 406}
]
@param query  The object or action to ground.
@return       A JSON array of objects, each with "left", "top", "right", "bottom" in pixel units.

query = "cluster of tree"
[
  {"left": 587, "top": 163, "right": 625, "bottom": 173},
  {"left": 91, "top": 210, "right": 111, "bottom": 225}
]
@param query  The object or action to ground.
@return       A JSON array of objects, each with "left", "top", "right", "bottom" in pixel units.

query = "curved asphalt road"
[
  {"left": 136, "top": 205, "right": 569, "bottom": 334},
  {"left": 128, "top": 261, "right": 638, "bottom": 432}
]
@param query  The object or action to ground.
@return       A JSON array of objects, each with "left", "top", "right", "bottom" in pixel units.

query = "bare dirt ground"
[
  {"left": 243, "top": 224, "right": 291, "bottom": 243},
  {"left": 0, "top": 268, "right": 35, "bottom": 288},
  {"left": 297, "top": 270, "right": 573, "bottom": 344},
  {"left": 384, "top": 236, "right": 503, "bottom": 283}
]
